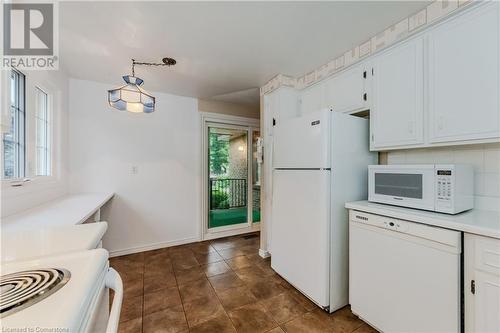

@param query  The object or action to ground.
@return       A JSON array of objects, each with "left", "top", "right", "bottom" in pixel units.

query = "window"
[
  {"left": 2, "top": 70, "right": 56, "bottom": 184},
  {"left": 35, "top": 87, "right": 51, "bottom": 176},
  {"left": 3, "top": 70, "right": 25, "bottom": 179}
]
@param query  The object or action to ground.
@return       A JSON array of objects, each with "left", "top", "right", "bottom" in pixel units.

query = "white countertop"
[
  {"left": 1, "top": 222, "right": 108, "bottom": 262},
  {"left": 1, "top": 192, "right": 114, "bottom": 232},
  {"left": 345, "top": 200, "right": 500, "bottom": 240}
]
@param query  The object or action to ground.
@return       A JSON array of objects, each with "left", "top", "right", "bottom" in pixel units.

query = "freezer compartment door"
[
  {"left": 271, "top": 169, "right": 330, "bottom": 307},
  {"left": 273, "top": 109, "right": 331, "bottom": 169}
]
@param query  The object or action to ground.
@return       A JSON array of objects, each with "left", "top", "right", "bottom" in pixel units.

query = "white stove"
[
  {"left": 1, "top": 268, "right": 71, "bottom": 318},
  {"left": 0, "top": 249, "right": 123, "bottom": 333}
]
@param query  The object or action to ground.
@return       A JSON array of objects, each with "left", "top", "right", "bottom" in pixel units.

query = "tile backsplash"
[{"left": 385, "top": 143, "right": 500, "bottom": 210}]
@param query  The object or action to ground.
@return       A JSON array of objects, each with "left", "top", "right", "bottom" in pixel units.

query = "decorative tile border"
[
  {"left": 260, "top": 74, "right": 296, "bottom": 95},
  {"left": 359, "top": 40, "right": 371, "bottom": 58},
  {"left": 427, "top": 0, "right": 458, "bottom": 23},
  {"left": 344, "top": 46, "right": 360, "bottom": 67},
  {"left": 260, "top": 0, "right": 475, "bottom": 96},
  {"left": 315, "top": 63, "right": 329, "bottom": 82},
  {"left": 409, "top": 9, "right": 427, "bottom": 32}
]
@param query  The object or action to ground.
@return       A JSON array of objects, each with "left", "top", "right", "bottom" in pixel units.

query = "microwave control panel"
[
  {"left": 435, "top": 164, "right": 474, "bottom": 214},
  {"left": 436, "top": 169, "right": 453, "bottom": 206}
]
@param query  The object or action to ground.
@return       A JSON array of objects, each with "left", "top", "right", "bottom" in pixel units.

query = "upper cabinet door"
[
  {"left": 263, "top": 93, "right": 274, "bottom": 138},
  {"left": 299, "top": 83, "right": 325, "bottom": 115},
  {"left": 324, "top": 63, "right": 368, "bottom": 113},
  {"left": 264, "top": 87, "right": 298, "bottom": 136},
  {"left": 370, "top": 37, "right": 424, "bottom": 150},
  {"left": 428, "top": 2, "right": 500, "bottom": 143}
]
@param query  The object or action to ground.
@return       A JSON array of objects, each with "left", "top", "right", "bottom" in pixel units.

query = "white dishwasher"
[{"left": 349, "top": 210, "right": 461, "bottom": 333}]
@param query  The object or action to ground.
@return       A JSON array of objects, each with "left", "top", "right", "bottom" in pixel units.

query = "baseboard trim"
[
  {"left": 108, "top": 236, "right": 201, "bottom": 257},
  {"left": 203, "top": 226, "right": 260, "bottom": 241},
  {"left": 259, "top": 248, "right": 271, "bottom": 258}
]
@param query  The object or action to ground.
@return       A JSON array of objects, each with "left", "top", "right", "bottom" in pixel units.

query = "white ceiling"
[
  {"left": 211, "top": 88, "right": 261, "bottom": 106},
  {"left": 60, "top": 1, "right": 429, "bottom": 106}
]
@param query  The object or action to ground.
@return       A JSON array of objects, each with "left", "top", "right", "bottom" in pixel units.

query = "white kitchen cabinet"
[
  {"left": 370, "top": 36, "right": 424, "bottom": 150},
  {"left": 465, "top": 233, "right": 500, "bottom": 333},
  {"left": 299, "top": 82, "right": 325, "bottom": 115},
  {"left": 262, "top": 86, "right": 298, "bottom": 253},
  {"left": 428, "top": 2, "right": 500, "bottom": 144},
  {"left": 324, "top": 63, "right": 369, "bottom": 114},
  {"left": 264, "top": 86, "right": 298, "bottom": 136}
]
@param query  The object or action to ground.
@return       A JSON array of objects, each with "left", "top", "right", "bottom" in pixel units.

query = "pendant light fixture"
[{"left": 108, "top": 57, "right": 176, "bottom": 113}]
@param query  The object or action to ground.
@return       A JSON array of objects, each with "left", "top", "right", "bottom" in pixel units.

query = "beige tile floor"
[{"left": 110, "top": 232, "right": 375, "bottom": 333}]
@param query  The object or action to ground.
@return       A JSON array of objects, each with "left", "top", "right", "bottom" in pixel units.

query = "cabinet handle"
[
  {"left": 363, "top": 71, "right": 367, "bottom": 79},
  {"left": 272, "top": 118, "right": 276, "bottom": 126},
  {"left": 471, "top": 280, "right": 475, "bottom": 295},
  {"left": 363, "top": 93, "right": 367, "bottom": 101}
]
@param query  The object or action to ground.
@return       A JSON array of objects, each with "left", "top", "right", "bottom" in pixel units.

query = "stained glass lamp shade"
[{"left": 108, "top": 75, "right": 155, "bottom": 113}]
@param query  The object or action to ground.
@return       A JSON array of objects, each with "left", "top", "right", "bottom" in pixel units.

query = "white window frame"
[
  {"left": 2, "top": 69, "right": 26, "bottom": 180},
  {"left": 200, "top": 112, "right": 261, "bottom": 241},
  {"left": 2, "top": 71, "right": 59, "bottom": 191},
  {"left": 34, "top": 86, "right": 52, "bottom": 177}
]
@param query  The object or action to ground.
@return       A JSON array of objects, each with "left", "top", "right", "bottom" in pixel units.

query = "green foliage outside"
[
  {"left": 211, "top": 191, "right": 229, "bottom": 209},
  {"left": 209, "top": 132, "right": 229, "bottom": 176},
  {"left": 209, "top": 131, "right": 230, "bottom": 209}
]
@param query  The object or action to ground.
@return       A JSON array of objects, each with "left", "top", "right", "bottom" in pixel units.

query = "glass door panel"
[
  {"left": 252, "top": 130, "right": 261, "bottom": 223},
  {"left": 208, "top": 126, "right": 248, "bottom": 229}
]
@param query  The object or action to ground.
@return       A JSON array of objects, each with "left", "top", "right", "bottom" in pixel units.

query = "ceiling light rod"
[{"left": 130, "top": 57, "right": 176, "bottom": 76}]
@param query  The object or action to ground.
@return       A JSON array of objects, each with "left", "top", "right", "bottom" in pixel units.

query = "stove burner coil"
[{"left": 0, "top": 268, "right": 70, "bottom": 318}]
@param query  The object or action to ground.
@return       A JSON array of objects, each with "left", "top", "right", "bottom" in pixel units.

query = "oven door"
[{"left": 368, "top": 165, "right": 435, "bottom": 211}]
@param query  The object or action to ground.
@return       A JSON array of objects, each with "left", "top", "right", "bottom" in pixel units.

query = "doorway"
[{"left": 201, "top": 113, "right": 260, "bottom": 240}]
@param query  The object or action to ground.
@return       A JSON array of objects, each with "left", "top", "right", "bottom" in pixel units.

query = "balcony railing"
[{"left": 210, "top": 178, "right": 247, "bottom": 210}]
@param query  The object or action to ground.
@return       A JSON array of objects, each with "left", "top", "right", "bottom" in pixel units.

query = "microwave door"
[
  {"left": 375, "top": 173, "right": 423, "bottom": 199},
  {"left": 368, "top": 168, "right": 435, "bottom": 211}
]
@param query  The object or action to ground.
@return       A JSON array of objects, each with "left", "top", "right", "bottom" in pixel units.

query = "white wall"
[
  {"left": 1, "top": 69, "right": 69, "bottom": 217},
  {"left": 68, "top": 79, "right": 201, "bottom": 255},
  {"left": 198, "top": 99, "right": 259, "bottom": 119},
  {"left": 387, "top": 142, "right": 500, "bottom": 210}
]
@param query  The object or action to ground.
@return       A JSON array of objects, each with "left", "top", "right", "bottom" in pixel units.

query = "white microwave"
[{"left": 368, "top": 164, "right": 474, "bottom": 214}]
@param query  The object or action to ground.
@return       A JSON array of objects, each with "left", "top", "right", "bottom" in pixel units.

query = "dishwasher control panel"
[
  {"left": 351, "top": 211, "right": 409, "bottom": 233},
  {"left": 348, "top": 210, "right": 462, "bottom": 249},
  {"left": 381, "top": 219, "right": 409, "bottom": 232}
]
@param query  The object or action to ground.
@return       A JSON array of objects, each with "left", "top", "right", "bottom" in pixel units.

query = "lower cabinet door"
[
  {"left": 472, "top": 271, "right": 500, "bottom": 333},
  {"left": 465, "top": 234, "right": 500, "bottom": 333}
]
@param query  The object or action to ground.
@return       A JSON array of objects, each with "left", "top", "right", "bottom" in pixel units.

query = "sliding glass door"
[
  {"left": 206, "top": 122, "right": 260, "bottom": 233},
  {"left": 251, "top": 130, "right": 261, "bottom": 223}
]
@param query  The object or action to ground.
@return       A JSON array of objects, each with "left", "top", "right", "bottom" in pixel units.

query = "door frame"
[{"left": 200, "top": 112, "right": 260, "bottom": 241}]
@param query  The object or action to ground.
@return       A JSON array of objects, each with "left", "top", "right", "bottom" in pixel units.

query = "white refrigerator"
[{"left": 271, "top": 109, "right": 376, "bottom": 312}]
